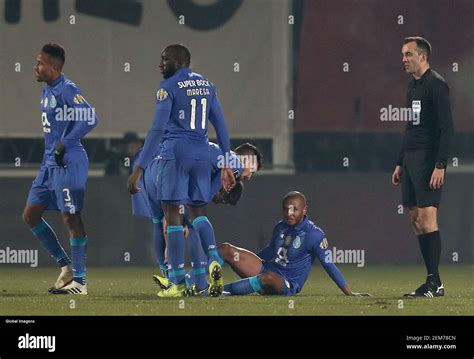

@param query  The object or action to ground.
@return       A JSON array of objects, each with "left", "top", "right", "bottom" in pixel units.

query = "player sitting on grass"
[
  {"left": 217, "top": 191, "right": 370, "bottom": 296},
  {"left": 155, "top": 190, "right": 371, "bottom": 297},
  {"left": 218, "top": 191, "right": 371, "bottom": 296}
]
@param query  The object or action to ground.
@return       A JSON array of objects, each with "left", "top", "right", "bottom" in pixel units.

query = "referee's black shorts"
[{"left": 402, "top": 150, "right": 443, "bottom": 208}]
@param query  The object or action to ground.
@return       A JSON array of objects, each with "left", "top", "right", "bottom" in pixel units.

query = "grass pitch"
[{"left": 0, "top": 265, "right": 472, "bottom": 316}]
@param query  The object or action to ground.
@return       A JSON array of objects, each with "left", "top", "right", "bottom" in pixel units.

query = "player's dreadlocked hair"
[{"left": 165, "top": 44, "right": 191, "bottom": 67}]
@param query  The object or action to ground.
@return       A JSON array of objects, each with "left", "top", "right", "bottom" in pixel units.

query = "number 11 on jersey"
[{"left": 190, "top": 98, "right": 207, "bottom": 130}]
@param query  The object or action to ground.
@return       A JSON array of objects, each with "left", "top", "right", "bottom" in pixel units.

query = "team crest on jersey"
[
  {"left": 292, "top": 236, "right": 301, "bottom": 249},
  {"left": 44, "top": 97, "right": 49, "bottom": 108},
  {"left": 156, "top": 88, "right": 168, "bottom": 101},
  {"left": 320, "top": 238, "right": 328, "bottom": 249},
  {"left": 50, "top": 95, "right": 57, "bottom": 108},
  {"left": 284, "top": 236, "right": 292, "bottom": 246},
  {"left": 74, "top": 94, "right": 85, "bottom": 104}
]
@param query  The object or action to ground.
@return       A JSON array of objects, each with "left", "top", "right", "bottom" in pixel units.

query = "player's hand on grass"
[
  {"left": 351, "top": 292, "right": 372, "bottom": 297},
  {"left": 127, "top": 167, "right": 143, "bottom": 194},
  {"left": 54, "top": 143, "right": 66, "bottom": 167},
  {"left": 429, "top": 168, "right": 445, "bottom": 189},
  {"left": 391, "top": 165, "right": 402, "bottom": 185},
  {"left": 221, "top": 167, "right": 236, "bottom": 192},
  {"left": 341, "top": 286, "right": 372, "bottom": 296}
]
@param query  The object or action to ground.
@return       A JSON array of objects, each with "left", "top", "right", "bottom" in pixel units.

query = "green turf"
[{"left": 0, "top": 265, "right": 472, "bottom": 315}]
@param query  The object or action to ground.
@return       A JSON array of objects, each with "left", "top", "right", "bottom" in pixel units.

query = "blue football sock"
[
  {"left": 159, "top": 264, "right": 169, "bottom": 278},
  {"left": 193, "top": 268, "right": 208, "bottom": 290},
  {"left": 70, "top": 236, "right": 87, "bottom": 285},
  {"left": 185, "top": 271, "right": 194, "bottom": 288},
  {"left": 192, "top": 216, "right": 224, "bottom": 265},
  {"left": 31, "top": 218, "right": 71, "bottom": 267},
  {"left": 224, "top": 276, "right": 262, "bottom": 296},
  {"left": 152, "top": 217, "right": 166, "bottom": 267},
  {"left": 188, "top": 226, "right": 209, "bottom": 290},
  {"left": 166, "top": 226, "right": 186, "bottom": 284}
]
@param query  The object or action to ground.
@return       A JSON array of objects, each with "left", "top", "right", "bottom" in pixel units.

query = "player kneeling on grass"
[{"left": 217, "top": 191, "right": 370, "bottom": 296}]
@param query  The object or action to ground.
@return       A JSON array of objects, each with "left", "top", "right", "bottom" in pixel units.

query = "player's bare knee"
[
  {"left": 259, "top": 272, "right": 276, "bottom": 288},
  {"left": 22, "top": 209, "right": 41, "bottom": 228},
  {"left": 187, "top": 206, "right": 205, "bottom": 221},
  {"left": 416, "top": 215, "right": 437, "bottom": 233},
  {"left": 418, "top": 221, "right": 438, "bottom": 234},
  {"left": 218, "top": 243, "right": 234, "bottom": 262},
  {"left": 61, "top": 213, "right": 79, "bottom": 229},
  {"left": 410, "top": 217, "right": 422, "bottom": 232}
]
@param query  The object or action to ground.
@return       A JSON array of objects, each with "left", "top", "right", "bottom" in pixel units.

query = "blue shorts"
[
  {"left": 131, "top": 173, "right": 153, "bottom": 219},
  {"left": 26, "top": 162, "right": 88, "bottom": 213},
  {"left": 156, "top": 158, "right": 211, "bottom": 205},
  {"left": 261, "top": 264, "right": 300, "bottom": 296},
  {"left": 131, "top": 159, "right": 164, "bottom": 220}
]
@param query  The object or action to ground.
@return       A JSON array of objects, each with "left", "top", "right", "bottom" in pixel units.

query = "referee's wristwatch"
[{"left": 435, "top": 161, "right": 446, "bottom": 169}]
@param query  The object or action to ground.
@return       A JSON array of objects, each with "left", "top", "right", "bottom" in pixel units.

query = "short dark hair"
[
  {"left": 165, "top": 44, "right": 191, "bottom": 67},
  {"left": 404, "top": 36, "right": 431, "bottom": 61},
  {"left": 234, "top": 142, "right": 264, "bottom": 171},
  {"left": 282, "top": 191, "right": 307, "bottom": 206},
  {"left": 41, "top": 43, "right": 65, "bottom": 67}
]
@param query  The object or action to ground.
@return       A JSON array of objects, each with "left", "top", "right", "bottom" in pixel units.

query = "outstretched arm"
[{"left": 312, "top": 234, "right": 371, "bottom": 296}]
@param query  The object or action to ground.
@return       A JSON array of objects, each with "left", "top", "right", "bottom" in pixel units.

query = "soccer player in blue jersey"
[
  {"left": 218, "top": 191, "right": 370, "bottom": 296},
  {"left": 130, "top": 142, "right": 262, "bottom": 291},
  {"left": 22, "top": 44, "right": 98, "bottom": 295},
  {"left": 150, "top": 142, "right": 263, "bottom": 294},
  {"left": 127, "top": 44, "right": 235, "bottom": 297}
]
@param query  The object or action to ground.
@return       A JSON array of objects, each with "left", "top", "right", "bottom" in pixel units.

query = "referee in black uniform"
[{"left": 392, "top": 37, "right": 454, "bottom": 298}]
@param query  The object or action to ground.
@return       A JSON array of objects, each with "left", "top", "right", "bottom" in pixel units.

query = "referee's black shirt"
[{"left": 397, "top": 68, "right": 454, "bottom": 166}]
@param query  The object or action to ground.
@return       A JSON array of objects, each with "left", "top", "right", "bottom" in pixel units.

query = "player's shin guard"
[
  {"left": 224, "top": 276, "right": 263, "bottom": 296},
  {"left": 70, "top": 236, "right": 87, "bottom": 285},
  {"left": 152, "top": 217, "right": 167, "bottom": 268},
  {"left": 32, "top": 218, "right": 71, "bottom": 267},
  {"left": 192, "top": 216, "right": 224, "bottom": 265},
  {"left": 166, "top": 226, "right": 186, "bottom": 284}
]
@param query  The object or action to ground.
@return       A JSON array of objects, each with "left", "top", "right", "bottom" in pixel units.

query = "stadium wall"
[{"left": 0, "top": 0, "right": 293, "bottom": 168}]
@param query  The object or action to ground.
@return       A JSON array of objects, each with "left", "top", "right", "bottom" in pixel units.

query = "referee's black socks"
[{"left": 417, "top": 231, "right": 442, "bottom": 286}]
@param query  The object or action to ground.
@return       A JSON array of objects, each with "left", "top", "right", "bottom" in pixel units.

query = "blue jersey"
[
  {"left": 136, "top": 67, "right": 230, "bottom": 169},
  {"left": 208, "top": 142, "right": 243, "bottom": 202},
  {"left": 132, "top": 142, "right": 243, "bottom": 216},
  {"left": 40, "top": 74, "right": 98, "bottom": 167},
  {"left": 257, "top": 216, "right": 346, "bottom": 293}
]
